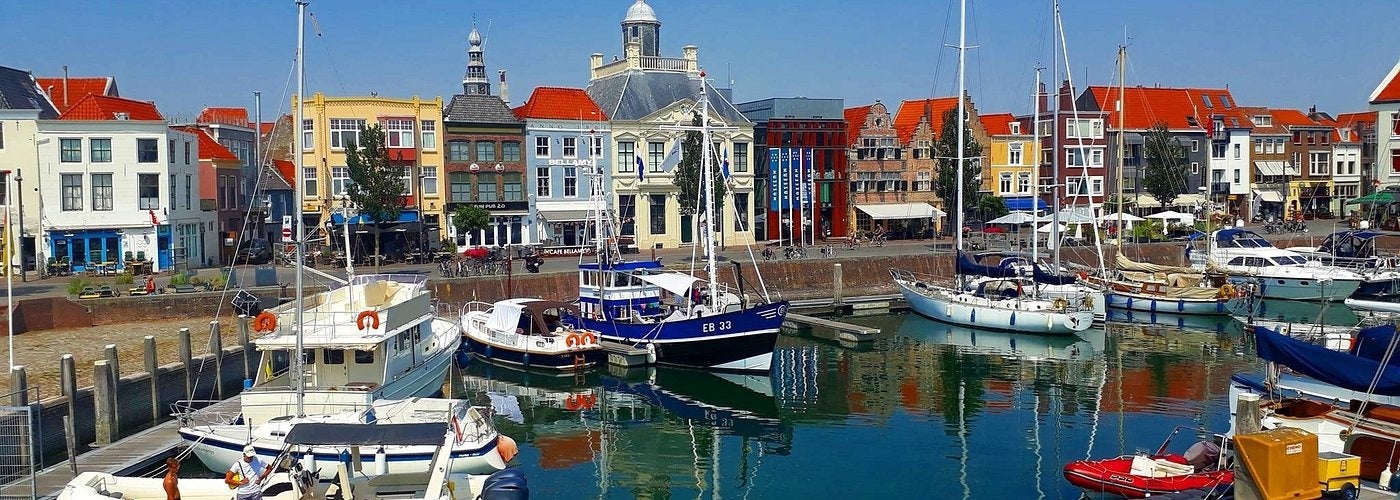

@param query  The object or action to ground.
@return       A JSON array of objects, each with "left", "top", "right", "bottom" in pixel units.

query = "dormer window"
[{"left": 1009, "top": 122, "right": 1021, "bottom": 134}]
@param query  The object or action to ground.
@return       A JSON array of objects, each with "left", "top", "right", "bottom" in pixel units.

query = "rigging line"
[
  {"left": 1053, "top": 4, "right": 1107, "bottom": 274},
  {"left": 928, "top": 0, "right": 955, "bottom": 99},
  {"left": 307, "top": 11, "right": 349, "bottom": 94}
]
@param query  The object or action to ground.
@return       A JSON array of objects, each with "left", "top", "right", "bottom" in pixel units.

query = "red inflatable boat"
[{"left": 1063, "top": 427, "right": 1233, "bottom": 498}]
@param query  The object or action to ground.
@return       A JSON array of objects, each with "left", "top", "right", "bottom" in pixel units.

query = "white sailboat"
[{"left": 892, "top": 0, "right": 1093, "bottom": 335}]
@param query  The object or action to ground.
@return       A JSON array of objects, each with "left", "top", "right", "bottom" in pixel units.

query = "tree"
[
  {"left": 671, "top": 112, "right": 727, "bottom": 234},
  {"left": 933, "top": 108, "right": 984, "bottom": 235},
  {"left": 977, "top": 196, "right": 1008, "bottom": 221},
  {"left": 452, "top": 205, "right": 491, "bottom": 244},
  {"left": 345, "top": 125, "right": 404, "bottom": 267},
  {"left": 1142, "top": 121, "right": 1189, "bottom": 208}
]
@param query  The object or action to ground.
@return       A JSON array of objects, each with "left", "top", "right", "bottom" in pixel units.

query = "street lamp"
[{"left": 14, "top": 169, "right": 23, "bottom": 283}]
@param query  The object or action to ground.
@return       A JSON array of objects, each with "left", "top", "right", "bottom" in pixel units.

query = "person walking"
[{"left": 225, "top": 445, "right": 273, "bottom": 500}]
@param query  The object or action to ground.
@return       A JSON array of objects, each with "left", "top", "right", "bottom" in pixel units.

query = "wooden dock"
[
  {"left": 10, "top": 397, "right": 241, "bottom": 499},
  {"left": 784, "top": 312, "right": 880, "bottom": 342},
  {"left": 600, "top": 341, "right": 652, "bottom": 367}
]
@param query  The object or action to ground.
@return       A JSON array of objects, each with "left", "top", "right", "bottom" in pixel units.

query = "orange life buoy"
[
  {"left": 253, "top": 311, "right": 278, "bottom": 333},
  {"left": 565, "top": 333, "right": 581, "bottom": 347},
  {"left": 356, "top": 310, "right": 381, "bottom": 330},
  {"left": 581, "top": 332, "right": 597, "bottom": 345},
  {"left": 565, "top": 394, "right": 583, "bottom": 411}
]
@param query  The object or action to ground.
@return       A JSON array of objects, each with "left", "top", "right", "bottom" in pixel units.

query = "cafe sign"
[
  {"left": 448, "top": 201, "right": 529, "bottom": 211},
  {"left": 547, "top": 158, "right": 597, "bottom": 167}
]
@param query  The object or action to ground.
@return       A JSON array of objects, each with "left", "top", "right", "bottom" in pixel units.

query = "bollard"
[
  {"left": 1235, "top": 392, "right": 1262, "bottom": 436},
  {"left": 144, "top": 336, "right": 158, "bottom": 422},
  {"left": 209, "top": 320, "right": 224, "bottom": 399},
  {"left": 9, "top": 365, "right": 27, "bottom": 406},
  {"left": 104, "top": 344, "right": 120, "bottom": 384},
  {"left": 60, "top": 354, "right": 77, "bottom": 425},
  {"left": 237, "top": 314, "right": 252, "bottom": 380},
  {"left": 93, "top": 360, "right": 115, "bottom": 445},
  {"left": 178, "top": 328, "right": 193, "bottom": 400},
  {"left": 833, "top": 263, "right": 844, "bottom": 307}
]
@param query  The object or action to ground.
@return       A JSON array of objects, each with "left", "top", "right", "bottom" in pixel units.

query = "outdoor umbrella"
[
  {"left": 1346, "top": 191, "right": 1396, "bottom": 206},
  {"left": 988, "top": 212, "right": 1038, "bottom": 225}
]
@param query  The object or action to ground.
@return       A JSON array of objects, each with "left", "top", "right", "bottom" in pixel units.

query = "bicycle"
[{"left": 872, "top": 233, "right": 888, "bottom": 247}]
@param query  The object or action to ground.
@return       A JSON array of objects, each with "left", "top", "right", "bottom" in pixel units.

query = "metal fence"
[{"left": 0, "top": 403, "right": 36, "bottom": 500}]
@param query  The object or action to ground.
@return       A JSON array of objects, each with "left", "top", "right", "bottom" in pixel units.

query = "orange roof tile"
[
  {"left": 1182, "top": 88, "right": 1253, "bottom": 135},
  {"left": 1371, "top": 59, "right": 1400, "bottom": 104},
  {"left": 173, "top": 126, "right": 239, "bottom": 162},
  {"left": 196, "top": 107, "right": 250, "bottom": 127},
  {"left": 979, "top": 113, "right": 1018, "bottom": 136},
  {"left": 58, "top": 94, "right": 163, "bottom": 121},
  {"left": 35, "top": 77, "right": 114, "bottom": 112},
  {"left": 258, "top": 122, "right": 277, "bottom": 136},
  {"left": 1237, "top": 106, "right": 1289, "bottom": 135},
  {"left": 272, "top": 159, "right": 297, "bottom": 186},
  {"left": 843, "top": 105, "right": 873, "bottom": 147},
  {"left": 1336, "top": 111, "right": 1376, "bottom": 127},
  {"left": 1086, "top": 86, "right": 1198, "bottom": 130},
  {"left": 1269, "top": 108, "right": 1319, "bottom": 128},
  {"left": 893, "top": 97, "right": 959, "bottom": 144},
  {"left": 512, "top": 87, "right": 607, "bottom": 121}
]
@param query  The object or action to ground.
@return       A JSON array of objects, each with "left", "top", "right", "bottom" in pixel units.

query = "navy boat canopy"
[
  {"left": 1318, "top": 230, "right": 1383, "bottom": 259},
  {"left": 1032, "top": 265, "right": 1079, "bottom": 286},
  {"left": 1255, "top": 324, "right": 1400, "bottom": 396},
  {"left": 1348, "top": 323, "right": 1400, "bottom": 365},
  {"left": 1214, "top": 228, "right": 1272, "bottom": 248},
  {"left": 956, "top": 252, "right": 1018, "bottom": 278}
]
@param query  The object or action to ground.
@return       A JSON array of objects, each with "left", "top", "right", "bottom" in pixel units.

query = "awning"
[
  {"left": 635, "top": 272, "right": 702, "bottom": 296},
  {"left": 1123, "top": 133, "right": 1145, "bottom": 145},
  {"left": 1283, "top": 162, "right": 1301, "bottom": 176},
  {"left": 1254, "top": 161, "right": 1285, "bottom": 177},
  {"left": 1130, "top": 193, "right": 1161, "bottom": 208},
  {"left": 329, "top": 211, "right": 420, "bottom": 225},
  {"left": 1254, "top": 190, "right": 1285, "bottom": 203},
  {"left": 537, "top": 209, "right": 592, "bottom": 222},
  {"left": 1003, "top": 197, "right": 1048, "bottom": 212},
  {"left": 855, "top": 203, "right": 945, "bottom": 220},
  {"left": 1347, "top": 191, "right": 1397, "bottom": 205},
  {"left": 1172, "top": 193, "right": 1206, "bottom": 207},
  {"left": 537, "top": 201, "right": 598, "bottom": 222}
]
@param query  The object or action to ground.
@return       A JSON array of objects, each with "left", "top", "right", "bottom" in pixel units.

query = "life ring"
[
  {"left": 1077, "top": 271, "right": 1089, "bottom": 280},
  {"left": 1052, "top": 297, "right": 1068, "bottom": 310},
  {"left": 582, "top": 393, "right": 597, "bottom": 408},
  {"left": 1217, "top": 284, "right": 1236, "bottom": 299},
  {"left": 253, "top": 311, "right": 278, "bottom": 333},
  {"left": 581, "top": 332, "right": 597, "bottom": 345},
  {"left": 565, "top": 394, "right": 583, "bottom": 411},
  {"left": 497, "top": 435, "right": 518, "bottom": 463},
  {"left": 566, "top": 334, "right": 581, "bottom": 347},
  {"left": 1081, "top": 295, "right": 1094, "bottom": 308},
  {"left": 356, "top": 310, "right": 381, "bottom": 330}
]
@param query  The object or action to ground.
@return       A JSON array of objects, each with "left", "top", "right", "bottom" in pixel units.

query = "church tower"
[
  {"left": 462, "top": 24, "right": 490, "bottom": 95},
  {"left": 621, "top": 0, "right": 661, "bottom": 57}
]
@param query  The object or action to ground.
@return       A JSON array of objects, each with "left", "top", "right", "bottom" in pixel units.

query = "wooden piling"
[
  {"left": 1235, "top": 392, "right": 1262, "bottom": 436},
  {"left": 833, "top": 263, "right": 844, "bottom": 306},
  {"left": 237, "top": 315, "right": 252, "bottom": 380},
  {"left": 209, "top": 320, "right": 223, "bottom": 399},
  {"left": 178, "top": 328, "right": 193, "bottom": 400},
  {"left": 103, "top": 344, "right": 119, "bottom": 386},
  {"left": 8, "top": 365, "right": 27, "bottom": 406},
  {"left": 93, "top": 360, "right": 115, "bottom": 445},
  {"left": 144, "top": 336, "right": 158, "bottom": 422}
]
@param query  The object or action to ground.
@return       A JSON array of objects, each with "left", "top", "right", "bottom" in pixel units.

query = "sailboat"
[
  {"left": 891, "top": 0, "right": 1093, "bottom": 335},
  {"left": 563, "top": 72, "right": 788, "bottom": 372}
]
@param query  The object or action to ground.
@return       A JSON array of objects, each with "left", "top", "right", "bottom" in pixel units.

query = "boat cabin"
[
  {"left": 477, "top": 299, "right": 581, "bottom": 336},
  {"left": 576, "top": 260, "right": 669, "bottom": 321}
]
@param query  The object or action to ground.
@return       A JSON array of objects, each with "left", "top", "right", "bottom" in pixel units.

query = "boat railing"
[
  {"left": 459, "top": 301, "right": 494, "bottom": 317},
  {"left": 171, "top": 399, "right": 240, "bottom": 427},
  {"left": 336, "top": 273, "right": 429, "bottom": 291}
]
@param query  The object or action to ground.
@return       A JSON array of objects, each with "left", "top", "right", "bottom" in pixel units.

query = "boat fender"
[
  {"left": 497, "top": 435, "right": 519, "bottom": 463},
  {"left": 355, "top": 310, "right": 380, "bottom": 330},
  {"left": 451, "top": 414, "right": 464, "bottom": 443},
  {"left": 646, "top": 343, "right": 658, "bottom": 364},
  {"left": 1380, "top": 463, "right": 1393, "bottom": 491},
  {"left": 522, "top": 352, "right": 530, "bottom": 366},
  {"left": 373, "top": 447, "right": 386, "bottom": 476},
  {"left": 252, "top": 311, "right": 278, "bottom": 333}
]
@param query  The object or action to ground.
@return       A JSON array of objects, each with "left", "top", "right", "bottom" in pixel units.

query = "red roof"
[
  {"left": 1086, "top": 86, "right": 1197, "bottom": 130},
  {"left": 979, "top": 113, "right": 1018, "bottom": 136},
  {"left": 1336, "top": 111, "right": 1376, "bottom": 127},
  {"left": 1237, "top": 106, "right": 1289, "bottom": 135},
  {"left": 173, "top": 126, "right": 238, "bottom": 162},
  {"left": 258, "top": 122, "right": 277, "bottom": 136},
  {"left": 1269, "top": 108, "right": 1318, "bottom": 128},
  {"left": 58, "top": 94, "right": 163, "bottom": 121},
  {"left": 1183, "top": 88, "right": 1253, "bottom": 134},
  {"left": 1371, "top": 59, "right": 1400, "bottom": 104},
  {"left": 893, "top": 97, "right": 959, "bottom": 144},
  {"left": 196, "top": 107, "right": 250, "bottom": 127},
  {"left": 843, "top": 105, "right": 873, "bottom": 147},
  {"left": 511, "top": 87, "right": 607, "bottom": 121},
  {"left": 272, "top": 159, "right": 297, "bottom": 186},
  {"left": 35, "top": 77, "right": 114, "bottom": 112}
]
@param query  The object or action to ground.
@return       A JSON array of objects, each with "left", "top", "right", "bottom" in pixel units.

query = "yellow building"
[
  {"left": 981, "top": 113, "right": 1042, "bottom": 211},
  {"left": 297, "top": 92, "right": 445, "bottom": 254}
]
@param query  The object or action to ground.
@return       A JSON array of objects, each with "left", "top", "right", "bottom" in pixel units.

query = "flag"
[
  {"left": 659, "top": 138, "right": 683, "bottom": 173},
  {"left": 721, "top": 148, "right": 732, "bottom": 189},
  {"left": 636, "top": 156, "right": 644, "bottom": 180}
]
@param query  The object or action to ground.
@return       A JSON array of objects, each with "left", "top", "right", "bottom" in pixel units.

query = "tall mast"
[
  {"left": 1115, "top": 44, "right": 1126, "bottom": 246},
  {"left": 293, "top": 0, "right": 307, "bottom": 418},
  {"left": 1049, "top": 0, "right": 1062, "bottom": 272},
  {"left": 700, "top": 75, "right": 719, "bottom": 305},
  {"left": 1031, "top": 66, "right": 1042, "bottom": 291},
  {"left": 954, "top": 0, "right": 967, "bottom": 263}
]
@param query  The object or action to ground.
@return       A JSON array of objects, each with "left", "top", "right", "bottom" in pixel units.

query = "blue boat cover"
[
  {"left": 957, "top": 252, "right": 1018, "bottom": 278},
  {"left": 1003, "top": 197, "right": 1048, "bottom": 212},
  {"left": 1032, "top": 265, "right": 1079, "bottom": 285},
  {"left": 1349, "top": 323, "right": 1400, "bottom": 364},
  {"left": 1318, "top": 230, "right": 1382, "bottom": 259},
  {"left": 1255, "top": 325, "right": 1400, "bottom": 396}
]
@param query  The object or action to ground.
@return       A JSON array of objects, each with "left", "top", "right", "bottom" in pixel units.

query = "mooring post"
[
  {"left": 93, "top": 360, "right": 115, "bottom": 445},
  {"left": 144, "top": 335, "right": 158, "bottom": 422},
  {"left": 209, "top": 320, "right": 223, "bottom": 399},
  {"left": 237, "top": 314, "right": 252, "bottom": 380},
  {"left": 9, "top": 365, "right": 27, "bottom": 406},
  {"left": 103, "top": 344, "right": 119, "bottom": 385},
  {"left": 178, "top": 327, "right": 193, "bottom": 400},
  {"left": 833, "top": 263, "right": 844, "bottom": 307},
  {"left": 63, "top": 414, "right": 77, "bottom": 474},
  {"left": 1235, "top": 392, "right": 1262, "bottom": 436}
]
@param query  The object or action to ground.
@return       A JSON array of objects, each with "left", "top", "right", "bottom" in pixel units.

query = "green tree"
[
  {"left": 1142, "top": 121, "right": 1189, "bottom": 208},
  {"left": 933, "top": 108, "right": 984, "bottom": 235},
  {"left": 345, "top": 125, "right": 404, "bottom": 266},
  {"left": 671, "top": 112, "right": 727, "bottom": 234},
  {"left": 977, "top": 196, "right": 1008, "bottom": 221},
  {"left": 452, "top": 205, "right": 491, "bottom": 241}
]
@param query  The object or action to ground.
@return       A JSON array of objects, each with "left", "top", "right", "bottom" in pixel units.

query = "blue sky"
[{"left": 4, "top": 0, "right": 1396, "bottom": 121}]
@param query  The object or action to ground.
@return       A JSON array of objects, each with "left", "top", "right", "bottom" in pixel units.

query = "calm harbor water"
[{"left": 450, "top": 309, "right": 1278, "bottom": 499}]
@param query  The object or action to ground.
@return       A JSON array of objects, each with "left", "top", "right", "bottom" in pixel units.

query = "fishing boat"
[
  {"left": 1188, "top": 228, "right": 1363, "bottom": 301},
  {"left": 1063, "top": 427, "right": 1233, "bottom": 499},
  {"left": 460, "top": 298, "right": 605, "bottom": 372}
]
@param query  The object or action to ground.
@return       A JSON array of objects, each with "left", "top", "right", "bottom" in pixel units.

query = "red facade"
[{"left": 761, "top": 119, "right": 849, "bottom": 240}]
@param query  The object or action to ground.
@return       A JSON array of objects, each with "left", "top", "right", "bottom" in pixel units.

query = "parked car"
[{"left": 235, "top": 238, "right": 273, "bottom": 265}]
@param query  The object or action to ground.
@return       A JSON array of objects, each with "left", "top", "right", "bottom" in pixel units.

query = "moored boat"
[
  {"left": 1062, "top": 427, "right": 1233, "bottom": 499},
  {"left": 893, "top": 267, "right": 1094, "bottom": 335},
  {"left": 460, "top": 299, "right": 604, "bottom": 372},
  {"left": 1190, "top": 228, "right": 1363, "bottom": 301}
]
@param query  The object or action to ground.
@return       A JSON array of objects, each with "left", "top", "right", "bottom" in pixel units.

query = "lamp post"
[{"left": 14, "top": 169, "right": 23, "bottom": 283}]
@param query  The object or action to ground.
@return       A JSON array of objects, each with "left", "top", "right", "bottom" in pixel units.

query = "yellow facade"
[
  {"left": 985, "top": 135, "right": 1040, "bottom": 200},
  {"left": 297, "top": 92, "right": 445, "bottom": 228},
  {"left": 1285, "top": 179, "right": 1334, "bottom": 216}
]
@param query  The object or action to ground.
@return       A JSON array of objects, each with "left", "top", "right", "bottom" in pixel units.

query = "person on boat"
[{"left": 225, "top": 445, "right": 273, "bottom": 500}]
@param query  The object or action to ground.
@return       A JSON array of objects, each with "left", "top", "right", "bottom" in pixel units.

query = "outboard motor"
[{"left": 480, "top": 468, "right": 528, "bottom": 500}]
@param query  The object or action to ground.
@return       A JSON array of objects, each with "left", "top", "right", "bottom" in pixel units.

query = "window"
[
  {"left": 421, "top": 166, "right": 438, "bottom": 195},
  {"left": 324, "top": 350, "right": 344, "bottom": 365},
  {"left": 733, "top": 143, "right": 749, "bottom": 172},
  {"left": 617, "top": 141, "right": 636, "bottom": 172},
  {"left": 476, "top": 173, "right": 498, "bottom": 201},
  {"left": 1017, "top": 172, "right": 1031, "bottom": 193},
  {"left": 1349, "top": 161, "right": 1357, "bottom": 175},
  {"left": 589, "top": 136, "right": 603, "bottom": 158},
  {"left": 475, "top": 141, "right": 496, "bottom": 162},
  {"left": 734, "top": 193, "right": 749, "bottom": 232},
  {"left": 168, "top": 140, "right": 174, "bottom": 163},
  {"left": 535, "top": 136, "right": 550, "bottom": 157},
  {"left": 138, "top": 173, "right": 160, "bottom": 210},
  {"left": 91, "top": 173, "right": 113, "bottom": 211},
  {"left": 1254, "top": 139, "right": 1262, "bottom": 153},
  {"left": 649, "top": 194, "right": 666, "bottom": 234},
  {"left": 619, "top": 194, "right": 636, "bottom": 235},
  {"left": 1393, "top": 149, "right": 1400, "bottom": 173},
  {"left": 354, "top": 350, "right": 375, "bottom": 364},
  {"left": 1091, "top": 177, "right": 1103, "bottom": 195},
  {"left": 448, "top": 140, "right": 471, "bottom": 161},
  {"left": 536, "top": 166, "right": 551, "bottom": 197},
  {"left": 916, "top": 171, "right": 931, "bottom": 191},
  {"left": 1234, "top": 169, "right": 1242, "bottom": 184},
  {"left": 999, "top": 172, "right": 1013, "bottom": 193},
  {"left": 384, "top": 119, "right": 414, "bottom": 148},
  {"left": 303, "top": 167, "right": 318, "bottom": 198},
  {"left": 168, "top": 174, "right": 176, "bottom": 210},
  {"left": 1191, "top": 162, "right": 1200, "bottom": 175},
  {"left": 1201, "top": 95, "right": 1213, "bottom": 108},
  {"left": 60, "top": 138, "right": 82, "bottom": 162},
  {"left": 420, "top": 120, "right": 436, "bottom": 150},
  {"left": 401, "top": 166, "right": 413, "bottom": 196},
  {"left": 183, "top": 141, "right": 191, "bottom": 164},
  {"left": 1008, "top": 142, "right": 1023, "bottom": 165},
  {"left": 330, "top": 119, "right": 364, "bottom": 149},
  {"left": 503, "top": 173, "right": 523, "bottom": 201},
  {"left": 61, "top": 174, "right": 82, "bottom": 211},
  {"left": 562, "top": 137, "right": 577, "bottom": 158},
  {"left": 302, "top": 119, "right": 314, "bottom": 149},
  {"left": 90, "top": 138, "right": 111, "bottom": 163},
  {"left": 1192, "top": 140, "right": 1200, "bottom": 153},
  {"left": 648, "top": 141, "right": 665, "bottom": 172},
  {"left": 1309, "top": 152, "right": 1330, "bottom": 176},
  {"left": 563, "top": 167, "right": 577, "bottom": 197},
  {"left": 1066, "top": 119, "right": 1103, "bottom": 139},
  {"left": 185, "top": 174, "right": 191, "bottom": 209},
  {"left": 137, "top": 139, "right": 159, "bottom": 163},
  {"left": 450, "top": 172, "right": 471, "bottom": 202},
  {"left": 1293, "top": 131, "right": 1302, "bottom": 145},
  {"left": 1234, "top": 143, "right": 1241, "bottom": 159},
  {"left": 1212, "top": 142, "right": 1226, "bottom": 158},
  {"left": 502, "top": 141, "right": 521, "bottom": 161},
  {"left": 1066, "top": 177, "right": 1083, "bottom": 195},
  {"left": 331, "top": 166, "right": 350, "bottom": 196}
]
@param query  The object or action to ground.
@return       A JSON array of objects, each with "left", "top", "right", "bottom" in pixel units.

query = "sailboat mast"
[
  {"left": 1050, "top": 0, "right": 1062, "bottom": 272},
  {"left": 1031, "top": 67, "right": 1042, "bottom": 286},
  {"left": 954, "top": 0, "right": 967, "bottom": 262},
  {"left": 700, "top": 76, "right": 719, "bottom": 304},
  {"left": 1116, "top": 44, "right": 1126, "bottom": 245},
  {"left": 293, "top": 0, "right": 308, "bottom": 418}
]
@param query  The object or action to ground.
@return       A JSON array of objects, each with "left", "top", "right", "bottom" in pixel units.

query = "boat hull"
[
  {"left": 895, "top": 279, "right": 1092, "bottom": 335},
  {"left": 576, "top": 301, "right": 787, "bottom": 372},
  {"left": 1105, "top": 291, "right": 1247, "bottom": 316},
  {"left": 178, "top": 427, "right": 506, "bottom": 480},
  {"left": 1226, "top": 275, "right": 1361, "bottom": 301},
  {"left": 1063, "top": 456, "right": 1233, "bottom": 498},
  {"left": 463, "top": 336, "right": 604, "bottom": 371}
]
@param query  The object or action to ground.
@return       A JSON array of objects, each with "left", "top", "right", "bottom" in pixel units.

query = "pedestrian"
[
  {"left": 145, "top": 275, "right": 156, "bottom": 295},
  {"left": 225, "top": 445, "right": 273, "bottom": 500}
]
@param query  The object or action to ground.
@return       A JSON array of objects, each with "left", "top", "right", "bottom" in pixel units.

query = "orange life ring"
[
  {"left": 565, "top": 333, "right": 581, "bottom": 347},
  {"left": 253, "top": 311, "right": 278, "bottom": 333},
  {"left": 356, "top": 310, "right": 381, "bottom": 330},
  {"left": 581, "top": 332, "right": 597, "bottom": 345},
  {"left": 565, "top": 394, "right": 583, "bottom": 411},
  {"left": 1077, "top": 271, "right": 1089, "bottom": 280}
]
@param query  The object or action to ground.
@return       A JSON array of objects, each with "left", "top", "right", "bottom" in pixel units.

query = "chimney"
[
  {"left": 1309, "top": 105, "right": 1317, "bottom": 115},
  {"left": 590, "top": 53, "right": 604, "bottom": 70},
  {"left": 498, "top": 70, "right": 509, "bottom": 106},
  {"left": 682, "top": 45, "right": 699, "bottom": 73},
  {"left": 1037, "top": 82, "right": 1048, "bottom": 113},
  {"left": 62, "top": 65, "right": 69, "bottom": 108}
]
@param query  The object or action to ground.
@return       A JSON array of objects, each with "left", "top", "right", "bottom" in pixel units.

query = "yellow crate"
[{"left": 1317, "top": 451, "right": 1360, "bottom": 491}]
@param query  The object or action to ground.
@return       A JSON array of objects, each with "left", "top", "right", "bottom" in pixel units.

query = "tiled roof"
[
  {"left": 1269, "top": 108, "right": 1320, "bottom": 128},
  {"left": 444, "top": 95, "right": 521, "bottom": 125},
  {"left": 1370, "top": 58, "right": 1400, "bottom": 104},
  {"left": 264, "top": 159, "right": 296, "bottom": 191},
  {"left": 1237, "top": 106, "right": 1289, "bottom": 135},
  {"left": 174, "top": 126, "right": 238, "bottom": 161},
  {"left": 586, "top": 71, "right": 748, "bottom": 123},
  {"left": 0, "top": 66, "right": 58, "bottom": 119},
  {"left": 842, "top": 105, "right": 872, "bottom": 147},
  {"left": 1336, "top": 111, "right": 1376, "bottom": 127},
  {"left": 58, "top": 94, "right": 163, "bottom": 121},
  {"left": 893, "top": 97, "right": 959, "bottom": 144},
  {"left": 258, "top": 122, "right": 277, "bottom": 136},
  {"left": 513, "top": 87, "right": 608, "bottom": 121},
  {"left": 1183, "top": 88, "right": 1253, "bottom": 135},
  {"left": 35, "top": 76, "right": 116, "bottom": 112},
  {"left": 1086, "top": 86, "right": 1197, "bottom": 130},
  {"left": 196, "top": 107, "right": 250, "bottom": 127},
  {"left": 979, "top": 113, "right": 1018, "bottom": 136}
]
